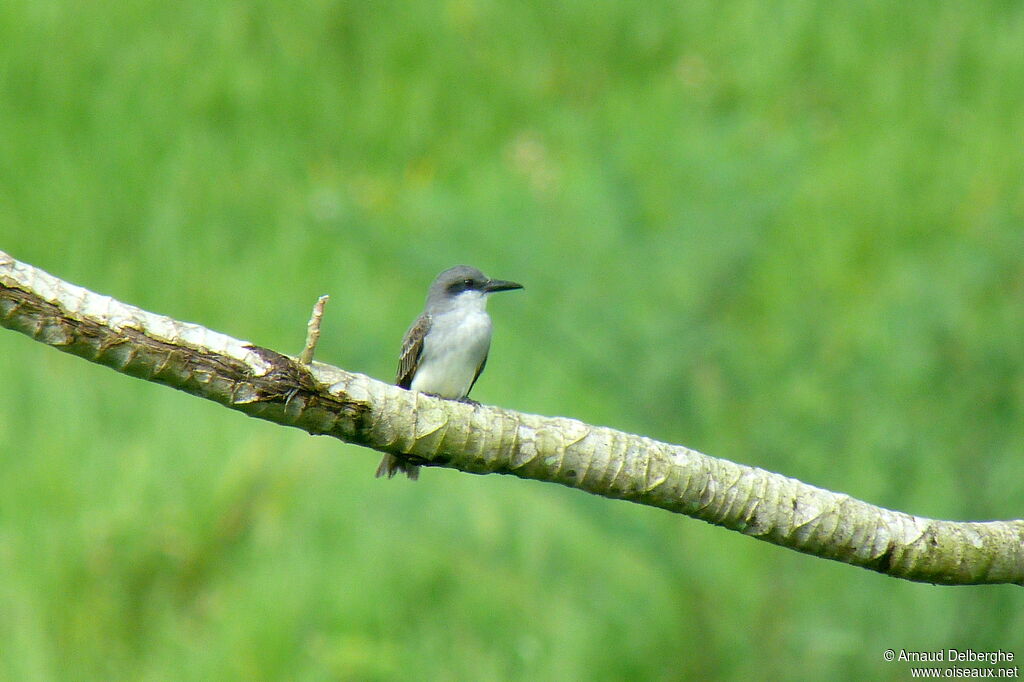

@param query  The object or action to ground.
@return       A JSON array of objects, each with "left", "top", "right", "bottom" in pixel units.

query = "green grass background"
[{"left": 2, "top": 0, "right": 1024, "bottom": 679}]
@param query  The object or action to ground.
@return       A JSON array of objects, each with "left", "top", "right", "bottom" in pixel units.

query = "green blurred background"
[{"left": 2, "top": 0, "right": 1023, "bottom": 679}]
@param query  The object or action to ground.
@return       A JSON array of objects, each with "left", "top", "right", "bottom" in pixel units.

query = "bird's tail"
[{"left": 375, "top": 454, "right": 420, "bottom": 480}]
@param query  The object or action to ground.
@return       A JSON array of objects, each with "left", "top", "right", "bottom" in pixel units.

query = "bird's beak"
[{"left": 483, "top": 279, "right": 524, "bottom": 293}]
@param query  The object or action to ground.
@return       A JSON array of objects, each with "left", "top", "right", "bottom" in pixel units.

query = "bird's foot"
[{"left": 458, "top": 397, "right": 481, "bottom": 407}]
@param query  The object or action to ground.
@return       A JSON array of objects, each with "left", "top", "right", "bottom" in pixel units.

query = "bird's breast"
[{"left": 411, "top": 310, "right": 492, "bottom": 399}]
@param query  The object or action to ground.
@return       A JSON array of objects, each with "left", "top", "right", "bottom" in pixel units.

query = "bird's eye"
[{"left": 464, "top": 279, "right": 473, "bottom": 287}]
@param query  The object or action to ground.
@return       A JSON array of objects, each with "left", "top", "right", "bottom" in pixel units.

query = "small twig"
[{"left": 299, "top": 295, "right": 329, "bottom": 365}]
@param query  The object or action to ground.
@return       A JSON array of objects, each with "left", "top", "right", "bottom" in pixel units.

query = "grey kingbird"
[{"left": 376, "top": 265, "right": 524, "bottom": 479}]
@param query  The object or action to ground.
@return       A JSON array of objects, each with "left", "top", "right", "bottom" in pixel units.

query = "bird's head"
[{"left": 427, "top": 265, "right": 523, "bottom": 311}]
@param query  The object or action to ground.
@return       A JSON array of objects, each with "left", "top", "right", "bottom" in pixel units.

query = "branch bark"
[{"left": 1, "top": 249, "right": 1021, "bottom": 586}]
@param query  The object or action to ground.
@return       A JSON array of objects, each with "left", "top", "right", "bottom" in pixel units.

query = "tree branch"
[{"left": 1, "top": 249, "right": 1021, "bottom": 586}]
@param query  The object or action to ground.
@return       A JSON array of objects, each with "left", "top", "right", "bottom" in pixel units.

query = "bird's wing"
[
  {"left": 396, "top": 313, "right": 430, "bottom": 389},
  {"left": 466, "top": 351, "right": 488, "bottom": 397}
]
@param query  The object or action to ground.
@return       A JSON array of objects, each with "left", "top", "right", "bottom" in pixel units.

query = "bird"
[{"left": 376, "top": 265, "right": 523, "bottom": 480}]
